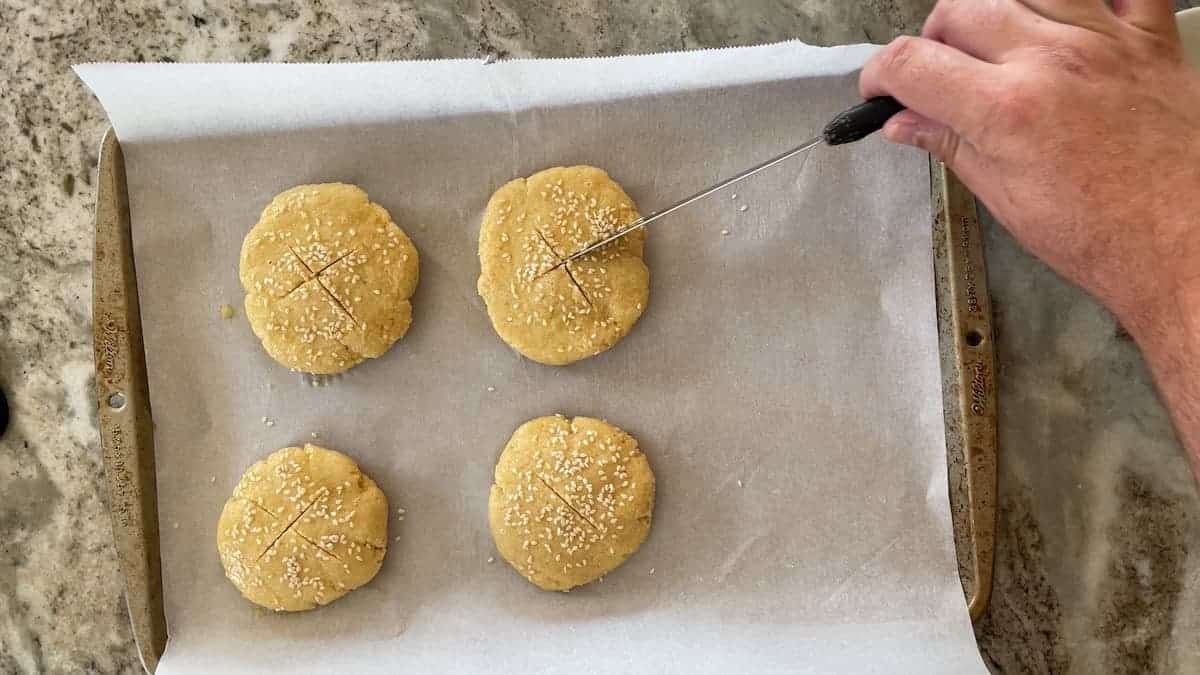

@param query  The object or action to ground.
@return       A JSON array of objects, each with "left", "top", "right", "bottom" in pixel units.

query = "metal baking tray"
[{"left": 92, "top": 129, "right": 997, "bottom": 673}]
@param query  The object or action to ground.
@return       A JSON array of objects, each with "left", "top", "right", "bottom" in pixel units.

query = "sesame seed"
[
  {"left": 737, "top": 479, "right": 743, "bottom": 487},
  {"left": 487, "top": 556, "right": 495, "bottom": 563},
  {"left": 738, "top": 204, "right": 748, "bottom": 212},
  {"left": 721, "top": 229, "right": 730, "bottom": 236}
]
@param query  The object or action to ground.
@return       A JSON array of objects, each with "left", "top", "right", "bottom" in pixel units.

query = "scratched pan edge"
[
  {"left": 931, "top": 158, "right": 998, "bottom": 623},
  {"left": 92, "top": 135, "right": 997, "bottom": 673},
  {"left": 94, "top": 128, "right": 168, "bottom": 673}
]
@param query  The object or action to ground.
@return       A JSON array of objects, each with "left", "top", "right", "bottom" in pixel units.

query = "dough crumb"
[
  {"left": 219, "top": 304, "right": 235, "bottom": 319},
  {"left": 209, "top": 476, "right": 216, "bottom": 483},
  {"left": 172, "top": 522, "right": 179, "bottom": 529}
]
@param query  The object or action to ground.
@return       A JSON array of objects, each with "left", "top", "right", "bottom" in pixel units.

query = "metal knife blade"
[{"left": 550, "top": 96, "right": 904, "bottom": 269}]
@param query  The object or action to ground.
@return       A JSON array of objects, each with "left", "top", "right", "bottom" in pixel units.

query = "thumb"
[{"left": 883, "top": 110, "right": 969, "bottom": 170}]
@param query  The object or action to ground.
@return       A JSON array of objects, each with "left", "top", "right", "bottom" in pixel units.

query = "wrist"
[{"left": 1123, "top": 274, "right": 1200, "bottom": 481}]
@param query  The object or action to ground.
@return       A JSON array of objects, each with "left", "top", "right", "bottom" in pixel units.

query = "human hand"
[{"left": 860, "top": 0, "right": 1200, "bottom": 329}]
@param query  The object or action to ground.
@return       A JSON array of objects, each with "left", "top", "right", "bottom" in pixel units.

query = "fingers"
[
  {"left": 860, "top": 36, "right": 1001, "bottom": 136},
  {"left": 923, "top": 0, "right": 1059, "bottom": 62},
  {"left": 1111, "top": 0, "right": 1178, "bottom": 35}
]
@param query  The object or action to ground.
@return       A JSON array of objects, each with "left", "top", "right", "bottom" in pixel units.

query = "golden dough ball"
[
  {"left": 240, "top": 183, "right": 419, "bottom": 374},
  {"left": 489, "top": 415, "right": 655, "bottom": 591},
  {"left": 477, "top": 166, "right": 649, "bottom": 365},
  {"left": 217, "top": 444, "right": 389, "bottom": 611}
]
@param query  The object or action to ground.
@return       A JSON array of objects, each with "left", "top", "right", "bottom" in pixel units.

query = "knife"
[{"left": 552, "top": 96, "right": 905, "bottom": 268}]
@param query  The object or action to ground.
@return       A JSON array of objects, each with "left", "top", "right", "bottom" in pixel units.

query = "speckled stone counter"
[{"left": 1, "top": 2, "right": 1197, "bottom": 673}]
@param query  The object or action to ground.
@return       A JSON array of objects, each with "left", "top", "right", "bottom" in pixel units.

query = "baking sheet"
[{"left": 77, "top": 41, "right": 984, "bottom": 674}]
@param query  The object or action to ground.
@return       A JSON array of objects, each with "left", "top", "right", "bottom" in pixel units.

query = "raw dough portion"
[
  {"left": 489, "top": 415, "right": 655, "bottom": 591},
  {"left": 477, "top": 166, "right": 649, "bottom": 366},
  {"left": 240, "top": 183, "right": 419, "bottom": 374},
  {"left": 216, "top": 444, "right": 389, "bottom": 611}
]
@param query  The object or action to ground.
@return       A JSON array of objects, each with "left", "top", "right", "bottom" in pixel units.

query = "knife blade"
[{"left": 550, "top": 96, "right": 905, "bottom": 269}]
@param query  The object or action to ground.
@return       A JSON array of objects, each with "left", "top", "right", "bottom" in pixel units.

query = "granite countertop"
[{"left": 1, "top": 1, "right": 1198, "bottom": 673}]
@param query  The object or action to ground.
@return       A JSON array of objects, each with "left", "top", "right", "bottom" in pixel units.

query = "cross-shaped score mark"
[{"left": 283, "top": 245, "right": 361, "bottom": 327}]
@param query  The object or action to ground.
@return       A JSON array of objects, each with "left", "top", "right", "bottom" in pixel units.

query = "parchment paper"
[{"left": 77, "top": 41, "right": 984, "bottom": 674}]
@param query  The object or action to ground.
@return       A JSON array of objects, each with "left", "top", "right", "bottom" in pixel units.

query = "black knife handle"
[{"left": 822, "top": 96, "right": 905, "bottom": 146}]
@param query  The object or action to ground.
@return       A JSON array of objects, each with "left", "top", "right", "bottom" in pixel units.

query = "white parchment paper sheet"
[{"left": 78, "top": 41, "right": 984, "bottom": 674}]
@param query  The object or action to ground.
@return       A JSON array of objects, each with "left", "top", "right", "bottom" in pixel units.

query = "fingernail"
[{"left": 883, "top": 118, "right": 918, "bottom": 146}]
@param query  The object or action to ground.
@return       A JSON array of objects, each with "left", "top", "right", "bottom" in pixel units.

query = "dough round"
[
  {"left": 217, "top": 444, "right": 389, "bottom": 611},
  {"left": 477, "top": 166, "right": 649, "bottom": 366},
  {"left": 240, "top": 183, "right": 419, "bottom": 374},
  {"left": 489, "top": 415, "right": 655, "bottom": 591}
]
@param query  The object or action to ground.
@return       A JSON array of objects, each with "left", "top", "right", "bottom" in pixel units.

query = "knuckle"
[
  {"left": 877, "top": 36, "right": 920, "bottom": 81},
  {"left": 923, "top": 0, "right": 964, "bottom": 33},
  {"left": 1034, "top": 44, "right": 1092, "bottom": 77}
]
